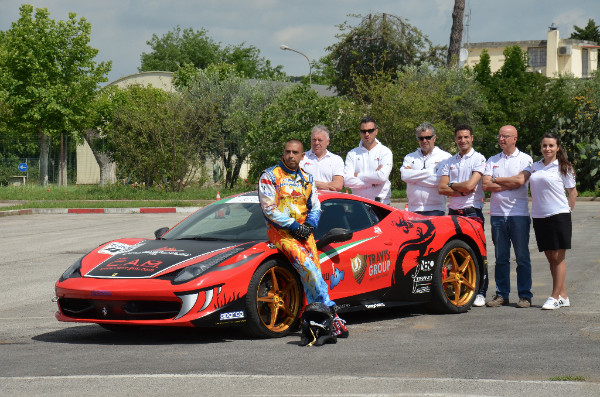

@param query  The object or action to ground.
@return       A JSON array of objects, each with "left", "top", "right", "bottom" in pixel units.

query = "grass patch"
[
  {"left": 0, "top": 200, "right": 212, "bottom": 211},
  {"left": 578, "top": 189, "right": 600, "bottom": 198},
  {"left": 2, "top": 184, "right": 595, "bottom": 210},
  {"left": 549, "top": 375, "right": 586, "bottom": 382},
  {"left": 0, "top": 184, "right": 247, "bottom": 201}
]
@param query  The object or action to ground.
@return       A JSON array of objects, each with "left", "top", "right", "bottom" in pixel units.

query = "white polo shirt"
[
  {"left": 401, "top": 146, "right": 451, "bottom": 212},
  {"left": 343, "top": 139, "right": 393, "bottom": 204},
  {"left": 440, "top": 148, "right": 486, "bottom": 210},
  {"left": 484, "top": 149, "right": 533, "bottom": 217},
  {"left": 526, "top": 159, "right": 576, "bottom": 218},
  {"left": 300, "top": 149, "right": 344, "bottom": 185}
]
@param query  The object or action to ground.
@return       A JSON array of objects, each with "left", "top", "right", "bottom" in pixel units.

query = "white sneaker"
[
  {"left": 473, "top": 294, "right": 486, "bottom": 307},
  {"left": 558, "top": 295, "right": 570, "bottom": 307},
  {"left": 542, "top": 296, "right": 560, "bottom": 310}
]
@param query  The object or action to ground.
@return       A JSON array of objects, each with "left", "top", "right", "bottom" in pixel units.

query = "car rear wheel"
[
  {"left": 431, "top": 240, "right": 480, "bottom": 313},
  {"left": 245, "top": 259, "right": 302, "bottom": 338}
]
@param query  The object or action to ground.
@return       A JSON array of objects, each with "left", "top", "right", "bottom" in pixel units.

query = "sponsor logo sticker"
[
  {"left": 412, "top": 259, "right": 434, "bottom": 294},
  {"left": 98, "top": 242, "right": 140, "bottom": 255},
  {"left": 219, "top": 311, "right": 245, "bottom": 321},
  {"left": 365, "top": 303, "right": 385, "bottom": 309},
  {"left": 351, "top": 250, "right": 391, "bottom": 284}
]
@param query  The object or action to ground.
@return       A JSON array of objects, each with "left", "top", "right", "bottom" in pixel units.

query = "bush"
[{"left": 553, "top": 97, "right": 600, "bottom": 191}]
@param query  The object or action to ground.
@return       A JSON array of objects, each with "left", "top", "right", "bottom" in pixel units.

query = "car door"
[{"left": 315, "top": 198, "right": 394, "bottom": 303}]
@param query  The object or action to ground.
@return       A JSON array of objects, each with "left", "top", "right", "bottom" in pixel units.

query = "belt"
[{"left": 449, "top": 207, "right": 479, "bottom": 216}]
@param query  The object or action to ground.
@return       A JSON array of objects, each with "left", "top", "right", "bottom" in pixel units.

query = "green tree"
[
  {"left": 140, "top": 26, "right": 284, "bottom": 79},
  {"left": 352, "top": 65, "right": 486, "bottom": 188},
  {"left": 221, "top": 43, "right": 284, "bottom": 80},
  {"left": 326, "top": 13, "right": 446, "bottom": 95},
  {"left": 553, "top": 96, "right": 600, "bottom": 192},
  {"left": 570, "top": 19, "right": 600, "bottom": 43},
  {"left": 472, "top": 49, "right": 492, "bottom": 88},
  {"left": 571, "top": 19, "right": 600, "bottom": 68},
  {"left": 180, "top": 65, "right": 284, "bottom": 188},
  {"left": 104, "top": 85, "right": 213, "bottom": 191},
  {"left": 247, "top": 84, "right": 360, "bottom": 180},
  {"left": 139, "top": 26, "right": 221, "bottom": 72},
  {"left": 0, "top": 4, "right": 110, "bottom": 185},
  {"left": 471, "top": 46, "right": 579, "bottom": 157},
  {"left": 82, "top": 85, "right": 122, "bottom": 186}
]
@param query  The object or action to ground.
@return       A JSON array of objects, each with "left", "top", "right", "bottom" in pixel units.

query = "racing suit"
[{"left": 258, "top": 161, "right": 335, "bottom": 307}]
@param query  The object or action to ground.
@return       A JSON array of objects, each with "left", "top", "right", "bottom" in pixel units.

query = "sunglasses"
[
  {"left": 360, "top": 128, "right": 376, "bottom": 134},
  {"left": 418, "top": 135, "right": 434, "bottom": 141}
]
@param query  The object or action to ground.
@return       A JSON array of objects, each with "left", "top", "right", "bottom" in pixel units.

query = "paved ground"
[{"left": 0, "top": 200, "right": 599, "bottom": 396}]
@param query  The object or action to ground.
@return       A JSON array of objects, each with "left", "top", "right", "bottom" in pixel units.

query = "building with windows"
[{"left": 464, "top": 24, "right": 599, "bottom": 78}]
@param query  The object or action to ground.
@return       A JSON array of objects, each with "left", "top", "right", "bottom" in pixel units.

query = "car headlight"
[
  {"left": 59, "top": 257, "right": 83, "bottom": 281},
  {"left": 172, "top": 246, "right": 248, "bottom": 285},
  {"left": 173, "top": 262, "right": 213, "bottom": 284}
]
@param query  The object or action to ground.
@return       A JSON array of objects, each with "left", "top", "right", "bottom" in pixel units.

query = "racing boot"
[{"left": 330, "top": 307, "right": 349, "bottom": 338}]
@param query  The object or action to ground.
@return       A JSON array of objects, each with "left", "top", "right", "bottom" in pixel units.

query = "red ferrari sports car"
[{"left": 55, "top": 191, "right": 486, "bottom": 338}]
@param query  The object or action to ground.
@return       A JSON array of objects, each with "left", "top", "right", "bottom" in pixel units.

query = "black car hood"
[{"left": 86, "top": 239, "right": 252, "bottom": 279}]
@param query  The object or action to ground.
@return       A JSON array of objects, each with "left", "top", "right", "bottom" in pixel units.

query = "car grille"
[{"left": 58, "top": 298, "right": 181, "bottom": 320}]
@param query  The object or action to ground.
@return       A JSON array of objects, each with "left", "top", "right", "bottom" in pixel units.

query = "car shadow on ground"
[
  {"left": 32, "top": 324, "right": 253, "bottom": 345},
  {"left": 285, "top": 304, "right": 430, "bottom": 346},
  {"left": 33, "top": 304, "right": 430, "bottom": 346},
  {"left": 339, "top": 303, "right": 428, "bottom": 325}
]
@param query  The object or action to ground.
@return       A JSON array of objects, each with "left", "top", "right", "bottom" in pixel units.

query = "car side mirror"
[
  {"left": 154, "top": 227, "right": 170, "bottom": 240},
  {"left": 316, "top": 228, "right": 353, "bottom": 250}
]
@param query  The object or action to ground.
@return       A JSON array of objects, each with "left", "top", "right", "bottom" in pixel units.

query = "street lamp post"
[{"left": 280, "top": 44, "right": 312, "bottom": 85}]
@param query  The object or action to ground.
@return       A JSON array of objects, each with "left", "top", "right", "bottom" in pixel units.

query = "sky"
[{"left": 1, "top": 0, "right": 599, "bottom": 82}]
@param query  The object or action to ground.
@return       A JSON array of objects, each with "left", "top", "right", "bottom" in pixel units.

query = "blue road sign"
[{"left": 18, "top": 163, "right": 28, "bottom": 172}]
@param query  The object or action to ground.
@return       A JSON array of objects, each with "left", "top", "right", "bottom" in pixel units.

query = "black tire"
[
  {"left": 430, "top": 240, "right": 480, "bottom": 314},
  {"left": 244, "top": 259, "right": 303, "bottom": 338}
]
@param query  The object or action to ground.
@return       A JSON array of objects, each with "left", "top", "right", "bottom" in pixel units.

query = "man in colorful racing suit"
[{"left": 258, "top": 139, "right": 348, "bottom": 338}]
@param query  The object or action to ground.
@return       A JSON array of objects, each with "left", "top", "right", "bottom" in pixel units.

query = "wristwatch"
[
  {"left": 492, "top": 176, "right": 497, "bottom": 183},
  {"left": 448, "top": 182, "right": 454, "bottom": 190}
]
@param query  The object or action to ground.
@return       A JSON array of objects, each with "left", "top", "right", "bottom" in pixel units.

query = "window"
[
  {"left": 528, "top": 47, "right": 546, "bottom": 67},
  {"left": 314, "top": 199, "right": 389, "bottom": 239}
]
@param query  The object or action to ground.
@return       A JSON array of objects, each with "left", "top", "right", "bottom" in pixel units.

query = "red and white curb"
[{"left": 0, "top": 207, "right": 201, "bottom": 217}]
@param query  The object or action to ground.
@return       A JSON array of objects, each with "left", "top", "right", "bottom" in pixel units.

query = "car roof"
[{"left": 227, "top": 190, "right": 397, "bottom": 211}]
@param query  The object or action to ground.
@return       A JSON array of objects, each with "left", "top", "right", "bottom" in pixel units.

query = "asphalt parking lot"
[{"left": 0, "top": 200, "right": 599, "bottom": 396}]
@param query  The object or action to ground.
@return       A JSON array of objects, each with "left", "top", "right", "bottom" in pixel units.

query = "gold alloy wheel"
[
  {"left": 255, "top": 266, "right": 301, "bottom": 333},
  {"left": 441, "top": 247, "right": 477, "bottom": 306}
]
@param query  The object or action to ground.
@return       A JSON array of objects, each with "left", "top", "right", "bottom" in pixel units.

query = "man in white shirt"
[
  {"left": 439, "top": 124, "right": 488, "bottom": 306},
  {"left": 343, "top": 116, "right": 393, "bottom": 204},
  {"left": 401, "top": 122, "right": 451, "bottom": 216},
  {"left": 299, "top": 125, "right": 344, "bottom": 192},
  {"left": 482, "top": 125, "right": 533, "bottom": 308}
]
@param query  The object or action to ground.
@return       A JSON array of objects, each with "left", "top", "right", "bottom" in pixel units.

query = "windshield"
[{"left": 162, "top": 195, "right": 268, "bottom": 242}]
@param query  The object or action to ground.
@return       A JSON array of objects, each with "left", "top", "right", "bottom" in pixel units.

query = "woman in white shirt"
[{"left": 505, "top": 133, "right": 577, "bottom": 310}]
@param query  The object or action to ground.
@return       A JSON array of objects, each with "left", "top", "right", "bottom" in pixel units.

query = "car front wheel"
[
  {"left": 431, "top": 240, "right": 480, "bottom": 313},
  {"left": 244, "top": 259, "right": 302, "bottom": 338}
]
